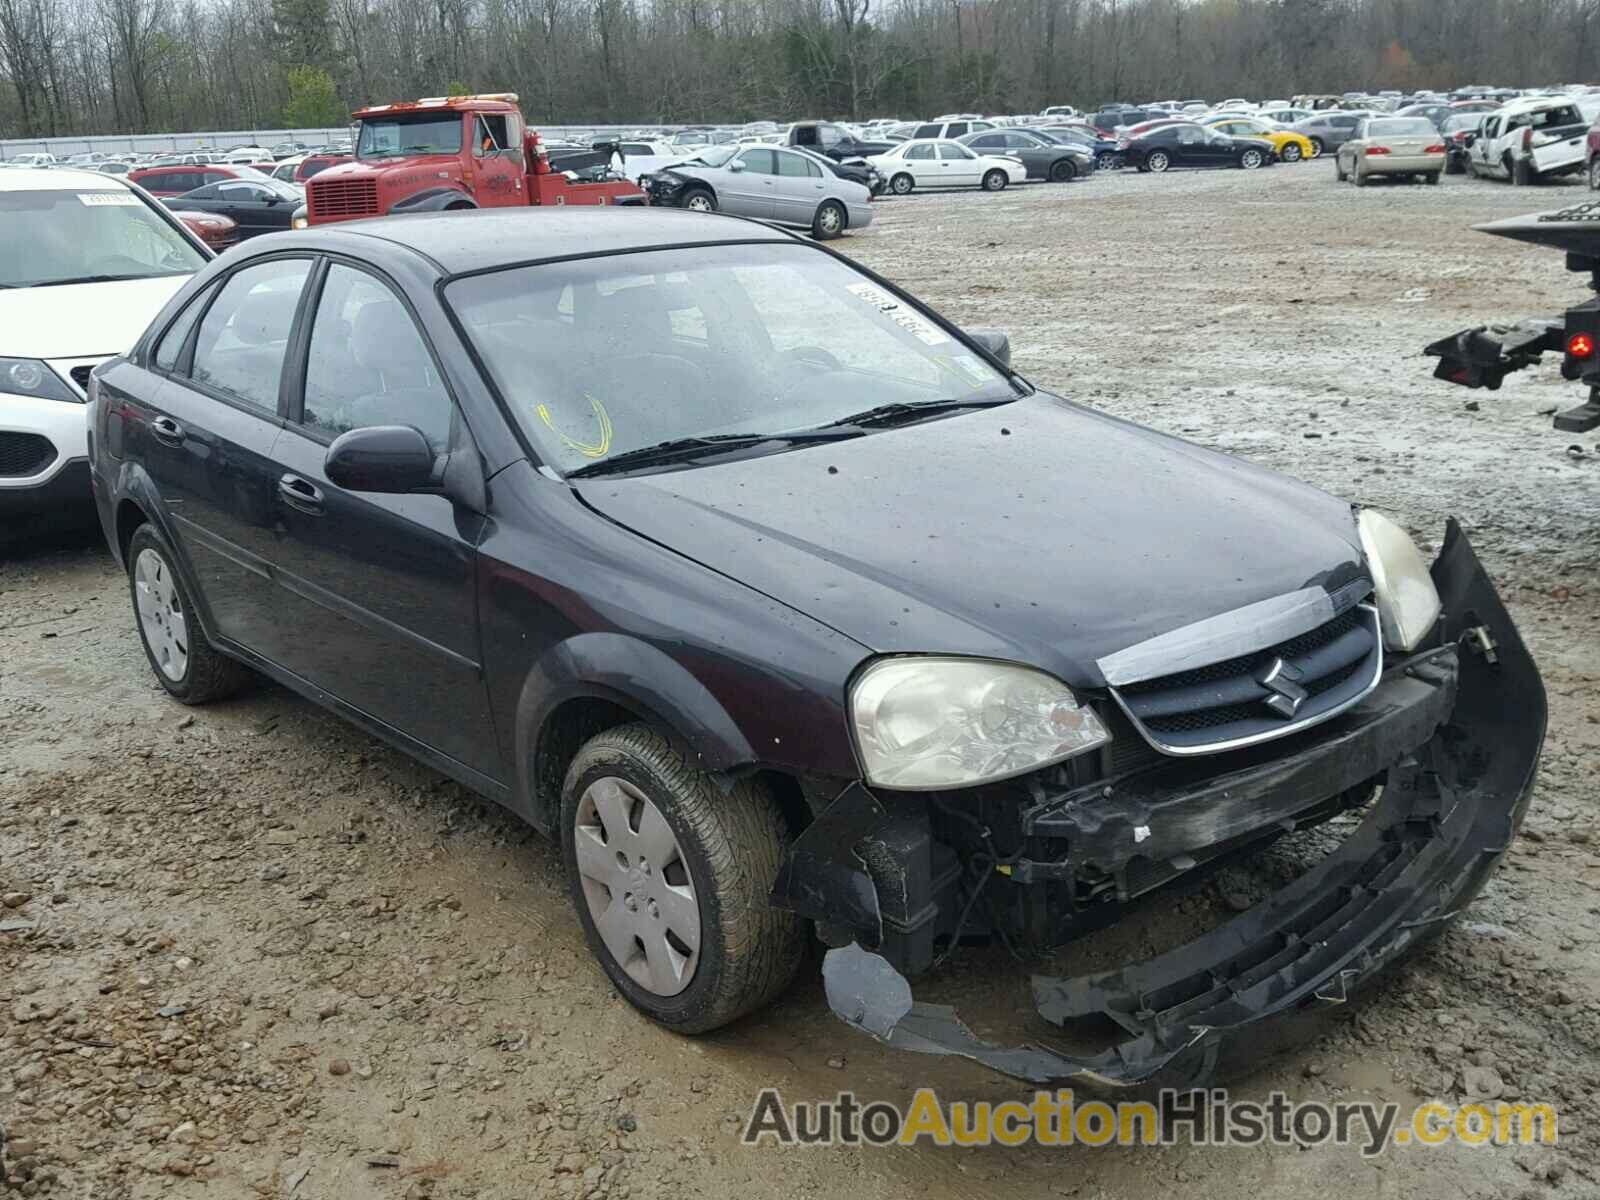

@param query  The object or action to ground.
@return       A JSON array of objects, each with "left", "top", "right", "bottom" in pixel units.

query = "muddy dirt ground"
[{"left": 3, "top": 162, "right": 1599, "bottom": 1200}]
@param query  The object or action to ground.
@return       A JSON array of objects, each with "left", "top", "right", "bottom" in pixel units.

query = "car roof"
[
  {"left": 242, "top": 208, "right": 799, "bottom": 276},
  {"left": 0, "top": 166, "right": 134, "bottom": 192}
]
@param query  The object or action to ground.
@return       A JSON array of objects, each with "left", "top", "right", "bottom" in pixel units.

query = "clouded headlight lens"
[
  {"left": 851, "top": 657, "right": 1110, "bottom": 790},
  {"left": 1358, "top": 509, "right": 1442, "bottom": 652},
  {"left": 0, "top": 357, "right": 79, "bottom": 403}
]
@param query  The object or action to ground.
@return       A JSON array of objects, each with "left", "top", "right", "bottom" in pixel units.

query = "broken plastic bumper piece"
[{"left": 785, "top": 521, "right": 1546, "bottom": 1088}]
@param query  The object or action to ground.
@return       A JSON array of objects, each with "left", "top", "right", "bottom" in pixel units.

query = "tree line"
[{"left": 2, "top": 0, "right": 1597, "bottom": 139}]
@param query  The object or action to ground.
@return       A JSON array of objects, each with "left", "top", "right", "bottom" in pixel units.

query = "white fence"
[{"left": 0, "top": 124, "right": 664, "bottom": 159}]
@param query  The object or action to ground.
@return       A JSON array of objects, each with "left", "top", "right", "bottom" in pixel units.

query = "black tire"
[
  {"left": 1445, "top": 155, "right": 1463, "bottom": 175},
  {"left": 1335, "top": 154, "right": 1347, "bottom": 182},
  {"left": 889, "top": 171, "right": 914, "bottom": 195},
  {"left": 1047, "top": 157, "right": 1077, "bottom": 182},
  {"left": 126, "top": 523, "right": 252, "bottom": 704},
  {"left": 981, "top": 168, "right": 1007, "bottom": 191},
  {"left": 560, "top": 723, "right": 804, "bottom": 1034},
  {"left": 811, "top": 199, "right": 846, "bottom": 240},
  {"left": 1353, "top": 164, "right": 1368, "bottom": 187},
  {"left": 1509, "top": 155, "right": 1529, "bottom": 186},
  {"left": 1240, "top": 147, "right": 1265, "bottom": 170},
  {"left": 1590, "top": 158, "right": 1600, "bottom": 191},
  {"left": 1425, "top": 171, "right": 1441, "bottom": 185},
  {"left": 679, "top": 186, "right": 717, "bottom": 212},
  {"left": 1146, "top": 150, "right": 1170, "bottom": 173},
  {"left": 1307, "top": 136, "right": 1325, "bottom": 159},
  {"left": 1280, "top": 141, "right": 1303, "bottom": 163}
]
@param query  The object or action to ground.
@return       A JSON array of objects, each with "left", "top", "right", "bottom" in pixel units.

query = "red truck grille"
[{"left": 308, "top": 177, "right": 380, "bottom": 222}]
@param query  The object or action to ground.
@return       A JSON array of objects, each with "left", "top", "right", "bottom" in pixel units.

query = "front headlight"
[
  {"left": 1358, "top": 509, "right": 1442, "bottom": 652},
  {"left": 0, "top": 357, "right": 79, "bottom": 403},
  {"left": 851, "top": 657, "right": 1111, "bottom": 790}
]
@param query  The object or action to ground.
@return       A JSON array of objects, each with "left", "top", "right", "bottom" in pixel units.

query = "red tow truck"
[{"left": 302, "top": 92, "right": 643, "bottom": 226}]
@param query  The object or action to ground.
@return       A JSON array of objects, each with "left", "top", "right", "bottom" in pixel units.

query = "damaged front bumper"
[{"left": 771, "top": 520, "right": 1545, "bottom": 1088}]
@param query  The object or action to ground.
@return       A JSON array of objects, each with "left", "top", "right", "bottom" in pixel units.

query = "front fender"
[
  {"left": 390, "top": 187, "right": 476, "bottom": 214},
  {"left": 513, "top": 632, "right": 757, "bottom": 832}
]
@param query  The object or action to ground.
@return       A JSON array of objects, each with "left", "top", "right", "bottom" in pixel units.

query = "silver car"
[{"left": 644, "top": 144, "right": 873, "bottom": 240}]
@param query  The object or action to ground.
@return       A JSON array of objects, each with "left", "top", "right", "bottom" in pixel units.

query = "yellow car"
[{"left": 1203, "top": 117, "right": 1315, "bottom": 163}]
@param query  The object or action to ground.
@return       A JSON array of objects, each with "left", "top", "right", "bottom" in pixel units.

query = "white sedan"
[
  {"left": 610, "top": 139, "right": 695, "bottom": 183},
  {"left": 866, "top": 138, "right": 1029, "bottom": 194}
]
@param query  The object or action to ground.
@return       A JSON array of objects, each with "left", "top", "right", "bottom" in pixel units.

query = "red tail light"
[
  {"left": 1523, "top": 127, "right": 1532, "bottom": 150},
  {"left": 1570, "top": 333, "right": 1596, "bottom": 360},
  {"left": 1424, "top": 143, "right": 1446, "bottom": 154},
  {"left": 1367, "top": 146, "right": 1391, "bottom": 155}
]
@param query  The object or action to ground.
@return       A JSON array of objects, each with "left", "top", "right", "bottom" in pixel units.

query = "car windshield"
[
  {"left": 446, "top": 242, "right": 1019, "bottom": 476},
  {"left": 1368, "top": 118, "right": 1438, "bottom": 137},
  {"left": 686, "top": 146, "right": 738, "bottom": 167},
  {"left": 0, "top": 189, "right": 205, "bottom": 287},
  {"left": 357, "top": 113, "right": 464, "bottom": 158}
]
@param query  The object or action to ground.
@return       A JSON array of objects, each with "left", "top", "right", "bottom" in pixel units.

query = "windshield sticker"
[
  {"left": 948, "top": 354, "right": 991, "bottom": 382},
  {"left": 845, "top": 281, "right": 950, "bottom": 345},
  {"left": 78, "top": 192, "right": 142, "bottom": 207}
]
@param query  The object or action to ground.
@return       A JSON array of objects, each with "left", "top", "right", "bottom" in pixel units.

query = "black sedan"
[
  {"left": 959, "top": 129, "right": 1093, "bottom": 181},
  {"left": 87, "top": 208, "right": 1543, "bottom": 1089},
  {"left": 163, "top": 176, "right": 304, "bottom": 240},
  {"left": 1126, "top": 121, "right": 1277, "bottom": 171}
]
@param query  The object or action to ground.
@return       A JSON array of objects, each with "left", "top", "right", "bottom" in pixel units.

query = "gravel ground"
[{"left": 3, "top": 161, "right": 1599, "bottom": 1200}]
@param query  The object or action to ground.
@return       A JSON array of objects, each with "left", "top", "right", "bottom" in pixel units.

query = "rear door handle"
[
  {"left": 150, "top": 415, "right": 184, "bottom": 446},
  {"left": 277, "top": 473, "right": 324, "bottom": 515}
]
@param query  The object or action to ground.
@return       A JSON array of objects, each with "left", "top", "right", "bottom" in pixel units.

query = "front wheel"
[
  {"left": 561, "top": 724, "right": 804, "bottom": 1033},
  {"left": 1335, "top": 155, "right": 1347, "bottom": 181},
  {"left": 127, "top": 523, "right": 252, "bottom": 704},
  {"left": 812, "top": 199, "right": 845, "bottom": 240},
  {"left": 1280, "top": 142, "right": 1303, "bottom": 163},
  {"left": 982, "top": 169, "right": 1008, "bottom": 191},
  {"left": 1240, "top": 148, "right": 1265, "bottom": 170},
  {"left": 1048, "top": 157, "right": 1078, "bottom": 182},
  {"left": 889, "top": 172, "right": 914, "bottom": 195},
  {"left": 680, "top": 186, "right": 716, "bottom": 212},
  {"left": 1146, "top": 150, "right": 1171, "bottom": 173},
  {"left": 1306, "top": 136, "right": 1325, "bottom": 159},
  {"left": 1590, "top": 158, "right": 1600, "bottom": 191}
]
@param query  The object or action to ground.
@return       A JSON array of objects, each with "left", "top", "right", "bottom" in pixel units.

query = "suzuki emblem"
[{"left": 1256, "top": 657, "right": 1309, "bottom": 719}]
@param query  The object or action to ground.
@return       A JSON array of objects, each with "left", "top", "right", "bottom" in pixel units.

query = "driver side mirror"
[
  {"left": 325, "top": 425, "right": 439, "bottom": 493},
  {"left": 727, "top": 159, "right": 745, "bottom": 172},
  {"left": 966, "top": 328, "right": 1011, "bottom": 368},
  {"left": 264, "top": 193, "right": 282, "bottom": 205}
]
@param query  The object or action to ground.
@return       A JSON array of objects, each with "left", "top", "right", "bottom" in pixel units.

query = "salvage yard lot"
[{"left": 3, "top": 164, "right": 1599, "bottom": 1199}]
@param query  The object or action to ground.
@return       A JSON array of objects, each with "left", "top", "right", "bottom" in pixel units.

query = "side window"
[
  {"left": 621, "top": 143, "right": 650, "bottom": 155},
  {"left": 970, "top": 134, "right": 1001, "bottom": 148},
  {"left": 818, "top": 124, "right": 844, "bottom": 146},
  {"left": 189, "top": 258, "right": 312, "bottom": 410},
  {"left": 946, "top": 122, "right": 968, "bottom": 137},
  {"left": 737, "top": 148, "right": 777, "bottom": 174},
  {"left": 774, "top": 151, "right": 813, "bottom": 177},
  {"left": 914, "top": 123, "right": 939, "bottom": 138},
  {"left": 1178, "top": 125, "right": 1203, "bottom": 144},
  {"left": 475, "top": 114, "right": 510, "bottom": 156},
  {"left": 217, "top": 182, "right": 261, "bottom": 200},
  {"left": 937, "top": 142, "right": 971, "bottom": 159},
  {"left": 302, "top": 264, "right": 452, "bottom": 453},
  {"left": 152, "top": 284, "right": 216, "bottom": 373},
  {"left": 905, "top": 143, "right": 936, "bottom": 160}
]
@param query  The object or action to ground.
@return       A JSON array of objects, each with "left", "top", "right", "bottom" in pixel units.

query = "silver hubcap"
[
  {"left": 574, "top": 777, "right": 700, "bottom": 997},
  {"left": 1151, "top": 155, "right": 1167, "bottom": 171},
  {"left": 893, "top": 176, "right": 911, "bottom": 193},
  {"left": 134, "top": 548, "right": 188, "bottom": 682},
  {"left": 686, "top": 195, "right": 712, "bottom": 211},
  {"left": 819, "top": 206, "right": 841, "bottom": 232},
  {"left": 1244, "top": 152, "right": 1261, "bottom": 168}
]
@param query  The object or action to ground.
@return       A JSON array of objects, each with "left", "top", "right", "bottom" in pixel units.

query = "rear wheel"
[
  {"left": 1425, "top": 172, "right": 1441, "bottom": 185},
  {"left": 982, "top": 168, "right": 1008, "bottom": 191},
  {"left": 1280, "top": 142, "right": 1303, "bottom": 163},
  {"left": 1353, "top": 164, "right": 1368, "bottom": 187},
  {"left": 561, "top": 724, "right": 804, "bottom": 1033},
  {"left": 1240, "top": 148, "right": 1265, "bottom": 170},
  {"left": 1047, "top": 157, "right": 1077, "bottom": 182},
  {"left": 1590, "top": 158, "right": 1600, "bottom": 191},
  {"left": 127, "top": 524, "right": 252, "bottom": 704},
  {"left": 889, "top": 172, "right": 914, "bottom": 195},
  {"left": 680, "top": 186, "right": 716, "bottom": 212},
  {"left": 811, "top": 199, "right": 845, "bottom": 240},
  {"left": 1335, "top": 154, "right": 1347, "bottom": 182},
  {"left": 1146, "top": 150, "right": 1171, "bottom": 173},
  {"left": 1510, "top": 155, "right": 1531, "bottom": 186}
]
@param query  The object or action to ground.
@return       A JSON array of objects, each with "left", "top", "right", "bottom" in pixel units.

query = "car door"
[
  {"left": 1171, "top": 125, "right": 1206, "bottom": 165},
  {"left": 723, "top": 147, "right": 777, "bottom": 218},
  {"left": 1477, "top": 115, "right": 1502, "bottom": 171},
  {"left": 209, "top": 182, "right": 284, "bottom": 239},
  {"left": 263, "top": 260, "right": 500, "bottom": 777},
  {"left": 770, "top": 148, "right": 823, "bottom": 224},
  {"left": 130, "top": 256, "right": 314, "bottom": 655},
  {"left": 470, "top": 113, "right": 525, "bottom": 207},
  {"left": 936, "top": 141, "right": 979, "bottom": 185},
  {"left": 901, "top": 141, "right": 938, "bottom": 184}
]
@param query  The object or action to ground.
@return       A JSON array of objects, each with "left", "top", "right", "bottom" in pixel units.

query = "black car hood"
[{"left": 573, "top": 396, "right": 1364, "bottom": 688}]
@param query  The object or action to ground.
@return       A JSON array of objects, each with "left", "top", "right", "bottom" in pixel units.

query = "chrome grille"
[
  {"left": 308, "top": 177, "right": 379, "bottom": 221},
  {"left": 1113, "top": 604, "right": 1382, "bottom": 755}
]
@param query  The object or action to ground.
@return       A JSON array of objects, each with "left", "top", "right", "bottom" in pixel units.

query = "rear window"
[{"left": 1368, "top": 119, "right": 1438, "bottom": 137}]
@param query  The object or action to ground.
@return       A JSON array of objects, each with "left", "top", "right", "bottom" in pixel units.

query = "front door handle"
[
  {"left": 150, "top": 415, "right": 184, "bottom": 446},
  {"left": 277, "top": 473, "right": 324, "bottom": 515}
]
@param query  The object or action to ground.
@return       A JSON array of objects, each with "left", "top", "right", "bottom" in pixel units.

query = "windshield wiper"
[
  {"left": 816, "top": 395, "right": 1015, "bottom": 431},
  {"left": 567, "top": 430, "right": 860, "bottom": 479},
  {"left": 21, "top": 273, "right": 153, "bottom": 288}
]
